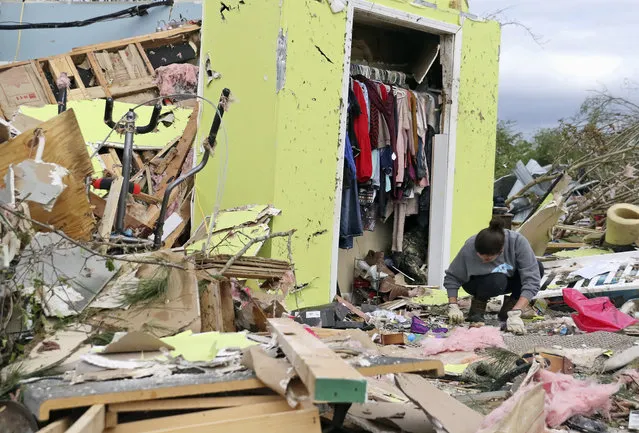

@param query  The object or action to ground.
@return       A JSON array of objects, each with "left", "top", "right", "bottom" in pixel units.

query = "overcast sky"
[{"left": 470, "top": 0, "right": 639, "bottom": 135}]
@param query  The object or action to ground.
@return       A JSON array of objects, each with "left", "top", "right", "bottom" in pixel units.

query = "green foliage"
[{"left": 494, "top": 120, "right": 534, "bottom": 178}]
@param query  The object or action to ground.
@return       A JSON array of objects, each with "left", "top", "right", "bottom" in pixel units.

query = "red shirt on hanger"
[{"left": 352, "top": 82, "right": 372, "bottom": 183}]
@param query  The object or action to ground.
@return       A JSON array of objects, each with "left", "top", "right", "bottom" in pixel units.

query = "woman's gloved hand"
[
  {"left": 447, "top": 303, "right": 464, "bottom": 324},
  {"left": 506, "top": 310, "right": 526, "bottom": 334}
]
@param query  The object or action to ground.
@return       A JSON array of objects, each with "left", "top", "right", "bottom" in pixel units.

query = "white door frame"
[{"left": 329, "top": 0, "right": 463, "bottom": 299}]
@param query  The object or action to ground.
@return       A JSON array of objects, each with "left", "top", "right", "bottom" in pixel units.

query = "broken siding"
[{"left": 450, "top": 18, "right": 501, "bottom": 261}]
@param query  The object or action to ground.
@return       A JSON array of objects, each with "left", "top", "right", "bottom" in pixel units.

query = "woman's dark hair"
[{"left": 475, "top": 218, "right": 506, "bottom": 255}]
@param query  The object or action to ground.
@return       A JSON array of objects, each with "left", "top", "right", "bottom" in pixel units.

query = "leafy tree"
[{"left": 494, "top": 120, "right": 534, "bottom": 178}]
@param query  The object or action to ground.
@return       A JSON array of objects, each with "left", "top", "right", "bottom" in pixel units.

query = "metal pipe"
[
  {"left": 104, "top": 98, "right": 116, "bottom": 129},
  {"left": 153, "top": 88, "right": 231, "bottom": 248},
  {"left": 115, "top": 110, "right": 136, "bottom": 234},
  {"left": 136, "top": 102, "right": 163, "bottom": 134}
]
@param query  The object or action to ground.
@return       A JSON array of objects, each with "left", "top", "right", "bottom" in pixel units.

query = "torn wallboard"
[
  {"left": 15, "top": 233, "right": 121, "bottom": 317},
  {"left": 19, "top": 101, "right": 194, "bottom": 150},
  {"left": 0, "top": 63, "right": 50, "bottom": 117},
  {"left": 88, "top": 251, "right": 200, "bottom": 338}
]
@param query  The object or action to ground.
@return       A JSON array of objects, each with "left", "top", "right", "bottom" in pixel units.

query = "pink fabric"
[
  {"left": 479, "top": 369, "right": 619, "bottom": 430},
  {"left": 154, "top": 64, "right": 199, "bottom": 96},
  {"left": 422, "top": 326, "right": 505, "bottom": 356},
  {"left": 563, "top": 288, "right": 638, "bottom": 332}
]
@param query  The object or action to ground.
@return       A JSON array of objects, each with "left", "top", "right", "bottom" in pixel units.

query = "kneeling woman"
[{"left": 443, "top": 218, "right": 543, "bottom": 334}]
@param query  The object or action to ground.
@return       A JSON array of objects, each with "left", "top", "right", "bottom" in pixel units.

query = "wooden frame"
[{"left": 329, "top": 0, "right": 463, "bottom": 298}]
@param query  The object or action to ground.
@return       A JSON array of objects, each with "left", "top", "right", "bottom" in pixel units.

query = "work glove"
[
  {"left": 506, "top": 310, "right": 527, "bottom": 335},
  {"left": 448, "top": 303, "right": 464, "bottom": 324}
]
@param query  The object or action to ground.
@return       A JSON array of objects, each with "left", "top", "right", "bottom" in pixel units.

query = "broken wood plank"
[
  {"left": 153, "top": 106, "right": 198, "bottom": 198},
  {"left": 37, "top": 418, "right": 71, "bottom": 433},
  {"left": 268, "top": 318, "right": 367, "bottom": 403},
  {"left": 554, "top": 224, "right": 601, "bottom": 235},
  {"left": 396, "top": 374, "right": 483, "bottom": 433},
  {"left": 132, "top": 152, "right": 144, "bottom": 171},
  {"left": 86, "top": 52, "right": 113, "bottom": 98},
  {"left": 358, "top": 358, "right": 443, "bottom": 377},
  {"left": 66, "top": 404, "right": 105, "bottom": 433},
  {"left": 90, "top": 192, "right": 150, "bottom": 230},
  {"left": 106, "top": 400, "right": 294, "bottom": 433},
  {"left": 135, "top": 42, "right": 156, "bottom": 76},
  {"left": 546, "top": 242, "right": 586, "bottom": 251},
  {"left": 380, "top": 333, "right": 404, "bottom": 345},
  {"left": 200, "top": 279, "right": 235, "bottom": 332},
  {"left": 134, "top": 192, "right": 161, "bottom": 205},
  {"left": 71, "top": 25, "right": 200, "bottom": 55},
  {"left": 145, "top": 167, "right": 153, "bottom": 195},
  {"left": 97, "top": 177, "right": 123, "bottom": 242},
  {"left": 108, "top": 148, "right": 123, "bottom": 176},
  {"left": 335, "top": 295, "right": 368, "bottom": 321},
  {"left": 108, "top": 395, "right": 282, "bottom": 413}
]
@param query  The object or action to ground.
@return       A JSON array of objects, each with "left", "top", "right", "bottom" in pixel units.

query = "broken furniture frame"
[
  {"left": 153, "top": 88, "right": 231, "bottom": 248},
  {"left": 104, "top": 98, "right": 162, "bottom": 234}
]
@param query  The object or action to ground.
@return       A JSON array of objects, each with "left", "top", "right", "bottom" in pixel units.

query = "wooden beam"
[
  {"left": 108, "top": 149, "right": 123, "bottom": 176},
  {"left": 200, "top": 279, "right": 235, "bottom": 332},
  {"left": 37, "top": 418, "right": 71, "bottom": 433},
  {"left": 335, "top": 295, "right": 368, "bottom": 321},
  {"left": 33, "top": 61, "right": 57, "bottom": 104},
  {"left": 358, "top": 359, "right": 444, "bottom": 377},
  {"left": 546, "top": 242, "right": 586, "bottom": 251},
  {"left": 153, "top": 106, "right": 199, "bottom": 198},
  {"left": 70, "top": 25, "right": 200, "bottom": 54},
  {"left": 66, "top": 405, "right": 105, "bottom": 433},
  {"left": 135, "top": 42, "right": 156, "bottom": 76},
  {"left": 90, "top": 192, "right": 150, "bottom": 230},
  {"left": 109, "top": 404, "right": 320, "bottom": 433},
  {"left": 268, "top": 318, "right": 367, "bottom": 403},
  {"left": 106, "top": 400, "right": 293, "bottom": 433},
  {"left": 108, "top": 395, "right": 282, "bottom": 413},
  {"left": 86, "top": 52, "right": 113, "bottom": 98},
  {"left": 97, "top": 177, "right": 122, "bottom": 242}
]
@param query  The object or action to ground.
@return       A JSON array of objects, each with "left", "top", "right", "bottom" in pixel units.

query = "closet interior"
[{"left": 337, "top": 13, "right": 450, "bottom": 304}]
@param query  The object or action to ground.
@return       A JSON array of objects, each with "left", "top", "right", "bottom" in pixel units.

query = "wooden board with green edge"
[{"left": 267, "top": 318, "right": 367, "bottom": 403}]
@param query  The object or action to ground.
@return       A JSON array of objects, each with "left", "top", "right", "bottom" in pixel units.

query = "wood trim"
[
  {"left": 32, "top": 61, "right": 57, "bottom": 104},
  {"left": 358, "top": 359, "right": 444, "bottom": 377},
  {"left": 66, "top": 405, "right": 105, "bottom": 433},
  {"left": 71, "top": 25, "right": 200, "bottom": 54},
  {"left": 37, "top": 418, "right": 71, "bottom": 433},
  {"left": 90, "top": 192, "right": 151, "bottom": 230},
  {"left": 86, "top": 52, "right": 113, "bottom": 98},
  {"left": 106, "top": 400, "right": 293, "bottom": 433},
  {"left": 112, "top": 405, "right": 320, "bottom": 433},
  {"left": 136, "top": 42, "right": 156, "bottom": 76},
  {"left": 38, "top": 378, "right": 265, "bottom": 420},
  {"left": 108, "top": 395, "right": 282, "bottom": 413}
]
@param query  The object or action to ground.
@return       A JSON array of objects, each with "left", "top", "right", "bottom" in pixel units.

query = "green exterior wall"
[{"left": 196, "top": 0, "right": 500, "bottom": 308}]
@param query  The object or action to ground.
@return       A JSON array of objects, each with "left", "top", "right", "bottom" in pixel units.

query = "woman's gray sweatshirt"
[{"left": 444, "top": 229, "right": 541, "bottom": 300}]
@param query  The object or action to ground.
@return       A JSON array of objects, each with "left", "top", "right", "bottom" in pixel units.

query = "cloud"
[{"left": 470, "top": 0, "right": 639, "bottom": 134}]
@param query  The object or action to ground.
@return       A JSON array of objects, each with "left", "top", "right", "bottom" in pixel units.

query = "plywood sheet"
[
  {"left": 0, "top": 109, "right": 95, "bottom": 239},
  {"left": 0, "top": 63, "right": 49, "bottom": 118}
]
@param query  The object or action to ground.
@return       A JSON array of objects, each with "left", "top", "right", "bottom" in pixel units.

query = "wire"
[
  {"left": 0, "top": 0, "right": 174, "bottom": 30},
  {"left": 13, "top": 1, "right": 26, "bottom": 61}
]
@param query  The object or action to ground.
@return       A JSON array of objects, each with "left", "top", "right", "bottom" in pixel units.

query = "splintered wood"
[{"left": 268, "top": 318, "right": 367, "bottom": 403}]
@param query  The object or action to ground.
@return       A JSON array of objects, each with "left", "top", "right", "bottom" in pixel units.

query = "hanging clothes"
[
  {"left": 352, "top": 80, "right": 372, "bottom": 183},
  {"left": 339, "top": 133, "right": 363, "bottom": 249}
]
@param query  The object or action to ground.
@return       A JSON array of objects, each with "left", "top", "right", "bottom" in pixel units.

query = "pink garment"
[
  {"left": 394, "top": 89, "right": 413, "bottom": 185},
  {"left": 422, "top": 326, "right": 505, "bottom": 356},
  {"left": 563, "top": 288, "right": 638, "bottom": 332}
]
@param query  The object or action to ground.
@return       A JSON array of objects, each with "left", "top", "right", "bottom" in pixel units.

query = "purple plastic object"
[
  {"left": 431, "top": 327, "right": 448, "bottom": 334},
  {"left": 411, "top": 316, "right": 429, "bottom": 334}
]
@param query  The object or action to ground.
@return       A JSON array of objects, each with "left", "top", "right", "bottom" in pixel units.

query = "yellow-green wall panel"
[
  {"left": 195, "top": 1, "right": 280, "bottom": 229},
  {"left": 450, "top": 18, "right": 501, "bottom": 259}
]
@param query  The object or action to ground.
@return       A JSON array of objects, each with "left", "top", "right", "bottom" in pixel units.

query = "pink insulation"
[
  {"left": 538, "top": 369, "right": 619, "bottom": 427},
  {"left": 422, "top": 326, "right": 505, "bottom": 356},
  {"left": 56, "top": 72, "right": 71, "bottom": 90},
  {"left": 479, "top": 369, "right": 620, "bottom": 430},
  {"left": 154, "top": 64, "right": 199, "bottom": 96}
]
